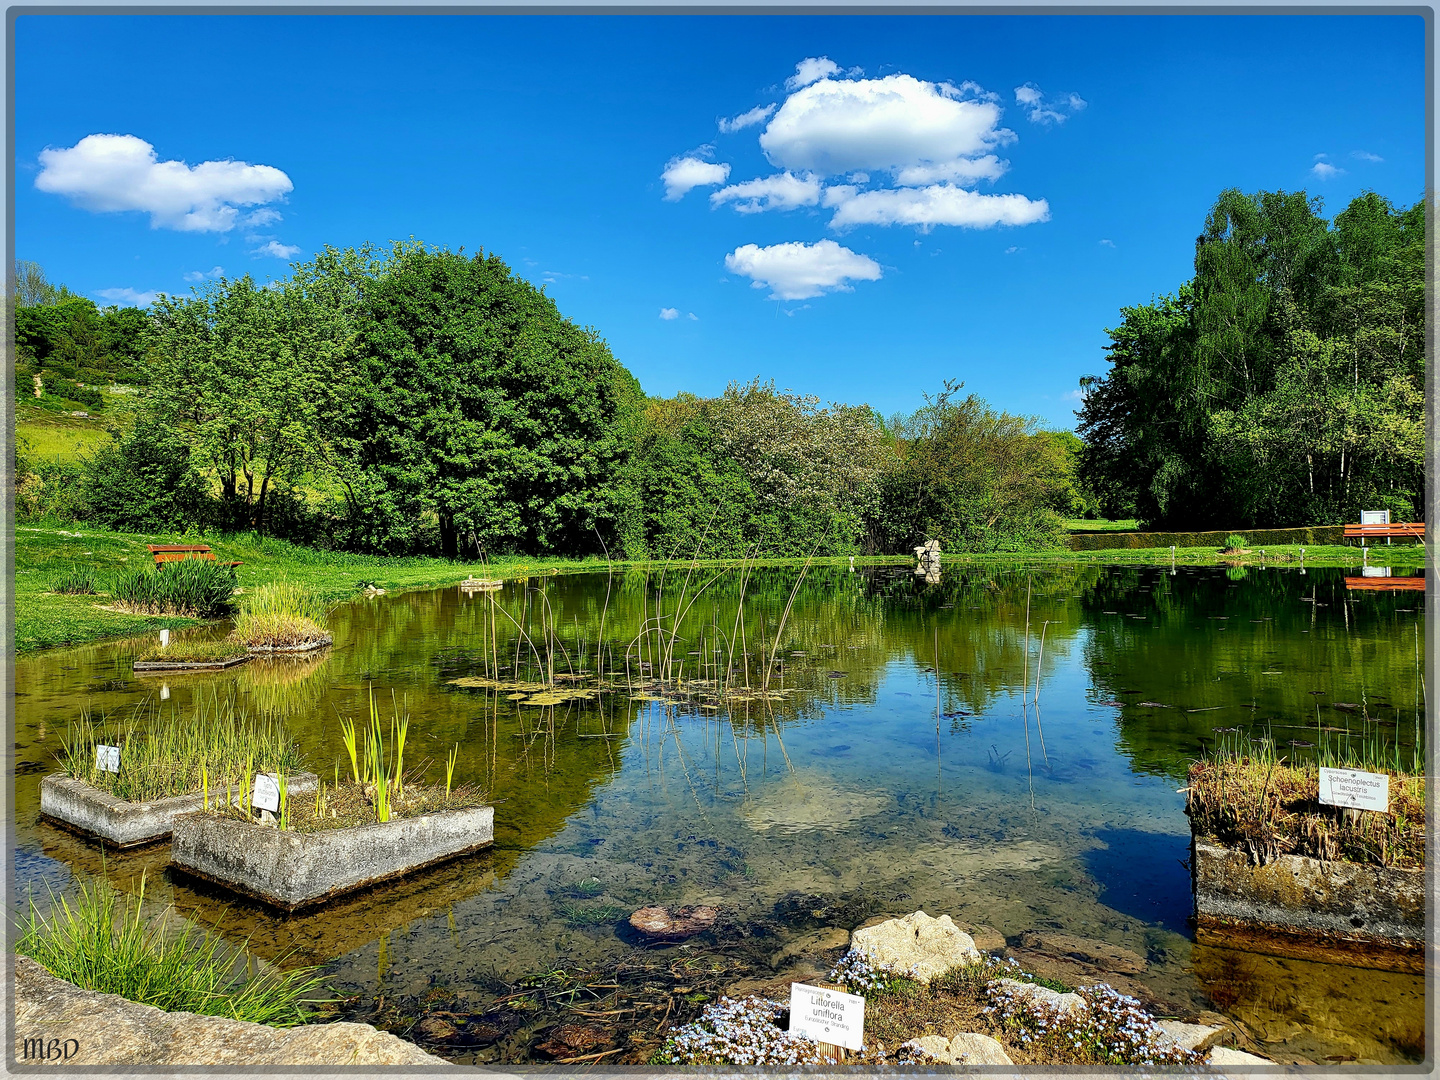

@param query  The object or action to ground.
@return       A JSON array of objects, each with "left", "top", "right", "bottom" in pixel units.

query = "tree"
[{"left": 336, "top": 243, "right": 641, "bottom": 557}]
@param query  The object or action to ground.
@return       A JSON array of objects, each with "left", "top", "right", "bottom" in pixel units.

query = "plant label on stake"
[
  {"left": 1319, "top": 767, "right": 1389, "bottom": 813},
  {"left": 159, "top": 629, "right": 170, "bottom": 648},
  {"left": 95, "top": 745, "right": 121, "bottom": 773},
  {"left": 253, "top": 773, "right": 281, "bottom": 814},
  {"left": 789, "top": 982, "right": 864, "bottom": 1051}
]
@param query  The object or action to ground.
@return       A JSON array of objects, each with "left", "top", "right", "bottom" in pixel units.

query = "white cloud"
[
  {"left": 183, "top": 265, "right": 225, "bottom": 282},
  {"left": 94, "top": 286, "right": 160, "bottom": 307},
  {"left": 1005, "top": 246, "right": 1021, "bottom": 254},
  {"left": 710, "top": 171, "right": 822, "bottom": 213},
  {"left": 1311, "top": 161, "right": 1343, "bottom": 179},
  {"left": 787, "top": 56, "right": 841, "bottom": 90},
  {"left": 659, "top": 307, "right": 680, "bottom": 320},
  {"left": 662, "top": 155, "right": 731, "bottom": 200},
  {"left": 35, "top": 134, "right": 292, "bottom": 232},
  {"left": 724, "top": 239, "right": 881, "bottom": 300},
  {"left": 894, "top": 154, "right": 1007, "bottom": 186},
  {"left": 1099, "top": 238, "right": 1115, "bottom": 247},
  {"left": 252, "top": 240, "right": 301, "bottom": 259},
  {"left": 1351, "top": 149, "right": 1384, "bottom": 163},
  {"left": 760, "top": 73, "right": 1012, "bottom": 178},
  {"left": 1013, "top": 84, "right": 1086, "bottom": 125},
  {"left": 825, "top": 184, "right": 1050, "bottom": 232},
  {"left": 848, "top": 171, "right": 870, "bottom": 184},
  {"left": 719, "top": 103, "right": 777, "bottom": 133},
  {"left": 687, "top": 312, "right": 698, "bottom": 321},
  {"left": 244, "top": 207, "right": 283, "bottom": 228}
]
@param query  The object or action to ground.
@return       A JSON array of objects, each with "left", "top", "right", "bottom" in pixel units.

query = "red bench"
[{"left": 146, "top": 544, "right": 242, "bottom": 568}]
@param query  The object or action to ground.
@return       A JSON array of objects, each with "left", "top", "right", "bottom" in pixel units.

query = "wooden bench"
[
  {"left": 1342, "top": 522, "right": 1425, "bottom": 544},
  {"left": 1344, "top": 575, "right": 1425, "bottom": 592},
  {"left": 146, "top": 544, "right": 242, "bottom": 568}
]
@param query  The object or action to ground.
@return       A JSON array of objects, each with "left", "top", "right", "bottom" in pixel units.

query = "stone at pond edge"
[
  {"left": 1018, "top": 929, "right": 1148, "bottom": 975},
  {"left": 533, "top": 1023, "right": 613, "bottom": 1060},
  {"left": 903, "top": 1032, "right": 1013, "bottom": 1066},
  {"left": 769, "top": 927, "right": 852, "bottom": 970},
  {"left": 992, "top": 978, "right": 1088, "bottom": 1019},
  {"left": 1209, "top": 1046, "right": 1273, "bottom": 1066},
  {"left": 628, "top": 905, "right": 718, "bottom": 942},
  {"left": 1157, "top": 1020, "right": 1225, "bottom": 1053},
  {"left": 850, "top": 911, "right": 980, "bottom": 983},
  {"left": 13, "top": 956, "right": 444, "bottom": 1067}
]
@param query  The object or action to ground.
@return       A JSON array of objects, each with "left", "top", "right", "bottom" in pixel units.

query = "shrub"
[
  {"left": 17, "top": 872, "right": 328, "bottom": 1025},
  {"left": 49, "top": 565, "right": 98, "bottom": 594},
  {"left": 229, "top": 581, "right": 330, "bottom": 649},
  {"left": 110, "top": 560, "right": 236, "bottom": 618},
  {"left": 82, "top": 418, "right": 210, "bottom": 533},
  {"left": 16, "top": 459, "right": 89, "bottom": 523},
  {"left": 1224, "top": 534, "right": 1248, "bottom": 550}
]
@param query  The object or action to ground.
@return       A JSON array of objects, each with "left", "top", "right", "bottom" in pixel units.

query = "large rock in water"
[
  {"left": 849, "top": 911, "right": 980, "bottom": 982},
  {"left": 12, "top": 956, "right": 446, "bottom": 1067},
  {"left": 628, "top": 905, "right": 718, "bottom": 942}
]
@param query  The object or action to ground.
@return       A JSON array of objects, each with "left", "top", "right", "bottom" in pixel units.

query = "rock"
[
  {"left": 12, "top": 956, "right": 445, "bottom": 1066},
  {"left": 957, "top": 922, "right": 1007, "bottom": 952},
  {"left": 991, "top": 978, "right": 1088, "bottom": 1019},
  {"left": 1208, "top": 1046, "right": 1273, "bottom": 1066},
  {"left": 850, "top": 911, "right": 980, "bottom": 983},
  {"left": 533, "top": 1023, "right": 612, "bottom": 1060},
  {"left": 769, "top": 927, "right": 851, "bottom": 970},
  {"left": 903, "top": 1032, "right": 1013, "bottom": 1066},
  {"left": 1018, "top": 930, "right": 1148, "bottom": 975},
  {"left": 628, "top": 905, "right": 718, "bottom": 942},
  {"left": 415, "top": 1016, "right": 459, "bottom": 1041},
  {"left": 1157, "top": 1020, "right": 1224, "bottom": 1053}
]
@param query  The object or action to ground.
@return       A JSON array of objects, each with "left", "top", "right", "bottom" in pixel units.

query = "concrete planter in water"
[
  {"left": 39, "top": 773, "right": 319, "bottom": 849},
  {"left": 170, "top": 805, "right": 494, "bottom": 912},
  {"left": 1191, "top": 835, "right": 1424, "bottom": 973}
]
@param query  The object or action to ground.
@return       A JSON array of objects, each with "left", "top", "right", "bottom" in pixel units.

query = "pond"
[{"left": 13, "top": 563, "right": 1427, "bottom": 1065}]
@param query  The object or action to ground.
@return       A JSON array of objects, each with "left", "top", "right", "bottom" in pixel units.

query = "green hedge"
[{"left": 1066, "top": 525, "right": 1349, "bottom": 551}]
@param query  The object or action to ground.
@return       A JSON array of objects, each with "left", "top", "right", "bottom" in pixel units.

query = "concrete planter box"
[
  {"left": 40, "top": 772, "right": 318, "bottom": 849},
  {"left": 170, "top": 804, "right": 494, "bottom": 912},
  {"left": 133, "top": 655, "right": 250, "bottom": 673},
  {"left": 1191, "top": 835, "right": 1424, "bottom": 973}
]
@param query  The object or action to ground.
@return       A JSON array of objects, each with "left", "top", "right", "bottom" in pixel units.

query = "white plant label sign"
[
  {"left": 95, "top": 745, "right": 121, "bottom": 773},
  {"left": 789, "top": 982, "right": 864, "bottom": 1051},
  {"left": 253, "top": 773, "right": 281, "bottom": 813},
  {"left": 1319, "top": 767, "right": 1389, "bottom": 813}
]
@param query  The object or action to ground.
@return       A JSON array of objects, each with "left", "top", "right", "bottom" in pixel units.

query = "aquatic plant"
[
  {"left": 17, "top": 871, "right": 329, "bottom": 1026},
  {"left": 1224, "top": 534, "right": 1248, "bottom": 551},
  {"left": 228, "top": 581, "right": 330, "bottom": 649},
  {"left": 110, "top": 560, "right": 236, "bottom": 617},
  {"left": 50, "top": 565, "right": 98, "bottom": 595},
  {"left": 59, "top": 695, "right": 304, "bottom": 803},
  {"left": 652, "top": 995, "right": 834, "bottom": 1067},
  {"left": 983, "top": 979, "right": 1197, "bottom": 1066}
]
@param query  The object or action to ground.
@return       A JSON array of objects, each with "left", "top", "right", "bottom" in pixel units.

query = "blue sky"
[{"left": 15, "top": 14, "right": 1425, "bottom": 428}]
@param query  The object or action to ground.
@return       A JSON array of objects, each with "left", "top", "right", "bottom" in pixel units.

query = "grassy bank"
[{"left": 16, "top": 521, "right": 1424, "bottom": 654}]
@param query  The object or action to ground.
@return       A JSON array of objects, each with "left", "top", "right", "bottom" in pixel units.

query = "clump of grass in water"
[
  {"left": 50, "top": 565, "right": 98, "bottom": 595},
  {"left": 1223, "top": 534, "right": 1248, "bottom": 552},
  {"left": 556, "top": 902, "right": 625, "bottom": 927},
  {"left": 1187, "top": 729, "right": 1425, "bottom": 868},
  {"left": 17, "top": 871, "right": 330, "bottom": 1025},
  {"left": 111, "top": 561, "right": 236, "bottom": 618},
  {"left": 133, "top": 637, "right": 248, "bottom": 664},
  {"left": 229, "top": 581, "right": 331, "bottom": 650},
  {"left": 59, "top": 695, "right": 304, "bottom": 803}
]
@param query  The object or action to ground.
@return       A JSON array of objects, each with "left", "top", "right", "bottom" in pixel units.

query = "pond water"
[{"left": 13, "top": 563, "right": 1427, "bottom": 1064}]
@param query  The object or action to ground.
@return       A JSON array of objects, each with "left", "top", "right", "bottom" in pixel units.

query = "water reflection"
[{"left": 12, "top": 564, "right": 1426, "bottom": 1063}]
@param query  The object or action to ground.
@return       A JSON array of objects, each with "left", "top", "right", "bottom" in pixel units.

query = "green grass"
[
  {"left": 15, "top": 521, "right": 1424, "bottom": 654},
  {"left": 17, "top": 416, "right": 114, "bottom": 463},
  {"left": 49, "top": 565, "right": 99, "bottom": 595},
  {"left": 230, "top": 581, "right": 331, "bottom": 649},
  {"left": 60, "top": 694, "right": 306, "bottom": 803},
  {"left": 17, "top": 871, "right": 330, "bottom": 1025},
  {"left": 132, "top": 638, "right": 249, "bottom": 664},
  {"left": 1064, "top": 518, "right": 1141, "bottom": 532}
]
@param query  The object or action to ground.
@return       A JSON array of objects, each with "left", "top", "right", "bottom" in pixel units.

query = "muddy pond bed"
[{"left": 12, "top": 563, "right": 1427, "bottom": 1065}]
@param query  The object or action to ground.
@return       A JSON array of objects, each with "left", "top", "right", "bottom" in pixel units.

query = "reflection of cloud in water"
[{"left": 741, "top": 771, "right": 888, "bottom": 832}]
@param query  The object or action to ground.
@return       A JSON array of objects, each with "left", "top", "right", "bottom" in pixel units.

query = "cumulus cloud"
[
  {"left": 1013, "top": 84, "right": 1086, "bottom": 125},
  {"left": 35, "top": 134, "right": 292, "bottom": 232},
  {"left": 95, "top": 286, "right": 160, "bottom": 307},
  {"left": 786, "top": 56, "right": 841, "bottom": 90},
  {"left": 710, "top": 171, "right": 822, "bottom": 213},
  {"left": 894, "top": 155, "right": 1008, "bottom": 186},
  {"left": 760, "top": 74, "right": 1012, "bottom": 178},
  {"left": 1351, "top": 149, "right": 1384, "bottom": 163},
  {"left": 1311, "top": 161, "right": 1343, "bottom": 179},
  {"left": 184, "top": 265, "right": 225, "bottom": 283},
  {"left": 719, "top": 103, "right": 777, "bottom": 133},
  {"left": 824, "top": 184, "right": 1050, "bottom": 232},
  {"left": 252, "top": 240, "right": 301, "bottom": 259},
  {"left": 659, "top": 307, "right": 680, "bottom": 319},
  {"left": 724, "top": 239, "right": 881, "bottom": 300},
  {"left": 662, "top": 155, "right": 731, "bottom": 200}
]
